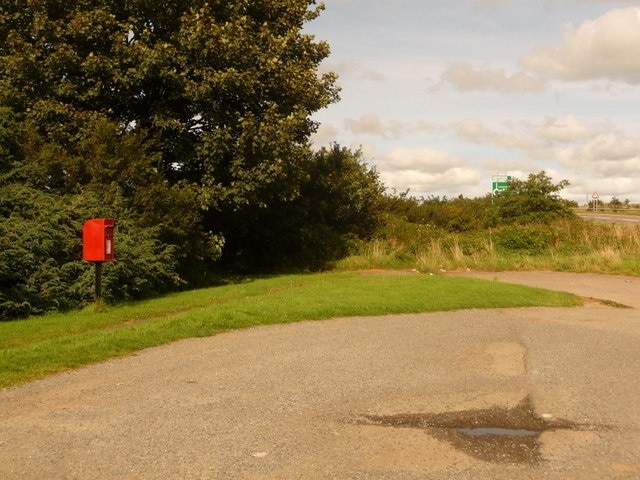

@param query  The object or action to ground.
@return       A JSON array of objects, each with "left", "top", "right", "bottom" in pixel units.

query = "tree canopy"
[
  {"left": 493, "top": 171, "right": 575, "bottom": 223},
  {"left": 0, "top": 0, "right": 338, "bottom": 204}
]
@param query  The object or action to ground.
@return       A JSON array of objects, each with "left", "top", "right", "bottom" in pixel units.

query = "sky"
[{"left": 306, "top": 0, "right": 640, "bottom": 204}]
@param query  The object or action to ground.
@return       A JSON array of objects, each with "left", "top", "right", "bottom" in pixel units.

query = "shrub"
[
  {"left": 493, "top": 171, "right": 576, "bottom": 224},
  {"left": 494, "top": 227, "right": 550, "bottom": 254},
  {"left": 0, "top": 184, "right": 182, "bottom": 320}
]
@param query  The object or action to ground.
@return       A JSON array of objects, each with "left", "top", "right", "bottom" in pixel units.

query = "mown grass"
[{"left": 0, "top": 271, "right": 581, "bottom": 388}]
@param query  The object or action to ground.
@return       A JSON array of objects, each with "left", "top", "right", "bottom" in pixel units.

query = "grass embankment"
[{"left": 0, "top": 272, "right": 581, "bottom": 388}]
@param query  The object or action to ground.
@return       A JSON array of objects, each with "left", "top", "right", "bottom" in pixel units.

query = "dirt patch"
[{"left": 587, "top": 297, "right": 633, "bottom": 309}]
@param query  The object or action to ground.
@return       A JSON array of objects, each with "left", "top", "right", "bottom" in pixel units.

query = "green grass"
[{"left": 0, "top": 271, "right": 581, "bottom": 388}]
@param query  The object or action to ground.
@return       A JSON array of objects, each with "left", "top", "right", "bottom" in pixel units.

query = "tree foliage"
[
  {"left": 0, "top": 0, "right": 337, "bottom": 206},
  {"left": 215, "top": 144, "right": 385, "bottom": 271},
  {"left": 379, "top": 191, "right": 493, "bottom": 233},
  {"left": 493, "top": 171, "right": 576, "bottom": 224},
  {"left": 609, "top": 196, "right": 623, "bottom": 211},
  {"left": 0, "top": 104, "right": 182, "bottom": 318},
  {"left": 0, "top": 0, "right": 343, "bottom": 318},
  {"left": 0, "top": 180, "right": 182, "bottom": 319}
]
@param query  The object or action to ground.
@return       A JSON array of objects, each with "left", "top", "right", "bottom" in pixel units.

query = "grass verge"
[
  {"left": 0, "top": 271, "right": 581, "bottom": 388},
  {"left": 336, "top": 220, "right": 640, "bottom": 276}
]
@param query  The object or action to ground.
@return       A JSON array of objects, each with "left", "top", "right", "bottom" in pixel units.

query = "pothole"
[{"left": 357, "top": 396, "right": 600, "bottom": 465}]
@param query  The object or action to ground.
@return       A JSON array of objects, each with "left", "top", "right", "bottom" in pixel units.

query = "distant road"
[{"left": 577, "top": 212, "right": 640, "bottom": 225}]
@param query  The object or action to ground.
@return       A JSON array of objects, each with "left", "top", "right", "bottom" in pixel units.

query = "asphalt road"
[
  {"left": 0, "top": 272, "right": 639, "bottom": 479},
  {"left": 577, "top": 212, "right": 640, "bottom": 225}
]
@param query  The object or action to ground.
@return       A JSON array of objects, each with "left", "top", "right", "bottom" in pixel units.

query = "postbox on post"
[
  {"left": 82, "top": 218, "right": 115, "bottom": 300},
  {"left": 83, "top": 218, "right": 115, "bottom": 262}
]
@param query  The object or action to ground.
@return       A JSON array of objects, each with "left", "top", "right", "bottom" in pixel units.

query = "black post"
[{"left": 94, "top": 262, "right": 103, "bottom": 301}]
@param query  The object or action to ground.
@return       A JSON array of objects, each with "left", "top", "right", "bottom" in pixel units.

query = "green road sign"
[{"left": 492, "top": 175, "right": 511, "bottom": 195}]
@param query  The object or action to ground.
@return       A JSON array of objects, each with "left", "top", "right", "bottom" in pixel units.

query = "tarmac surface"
[
  {"left": 577, "top": 212, "right": 640, "bottom": 226},
  {"left": 1, "top": 271, "right": 639, "bottom": 479}
]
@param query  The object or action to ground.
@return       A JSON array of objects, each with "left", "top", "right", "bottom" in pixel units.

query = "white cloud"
[
  {"left": 568, "top": 174, "right": 638, "bottom": 203},
  {"left": 521, "top": 7, "right": 640, "bottom": 84},
  {"left": 375, "top": 147, "right": 482, "bottom": 196},
  {"left": 548, "top": 0, "right": 638, "bottom": 4},
  {"left": 482, "top": 158, "right": 539, "bottom": 175},
  {"left": 555, "top": 132, "right": 640, "bottom": 177},
  {"left": 473, "top": 0, "right": 514, "bottom": 6},
  {"left": 342, "top": 114, "right": 442, "bottom": 138},
  {"left": 384, "top": 147, "right": 467, "bottom": 171},
  {"left": 454, "top": 119, "right": 540, "bottom": 150},
  {"left": 443, "top": 116, "right": 640, "bottom": 200},
  {"left": 438, "top": 62, "right": 547, "bottom": 93},
  {"left": 344, "top": 114, "right": 411, "bottom": 138},
  {"left": 416, "top": 121, "right": 440, "bottom": 133},
  {"left": 453, "top": 119, "right": 492, "bottom": 143},
  {"left": 310, "top": 122, "right": 340, "bottom": 147},
  {"left": 320, "top": 59, "right": 386, "bottom": 82},
  {"left": 344, "top": 114, "right": 387, "bottom": 137},
  {"left": 380, "top": 167, "right": 483, "bottom": 197},
  {"left": 535, "top": 115, "right": 592, "bottom": 143},
  {"left": 309, "top": 0, "right": 640, "bottom": 204},
  {"left": 449, "top": 116, "right": 640, "bottom": 175}
]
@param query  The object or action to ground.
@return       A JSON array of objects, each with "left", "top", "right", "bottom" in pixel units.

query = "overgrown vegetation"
[
  {"left": 337, "top": 173, "right": 640, "bottom": 276},
  {"left": 338, "top": 220, "right": 640, "bottom": 275}
]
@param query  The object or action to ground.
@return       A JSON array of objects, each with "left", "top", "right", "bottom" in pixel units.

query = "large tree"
[
  {"left": 0, "top": 0, "right": 338, "bottom": 195},
  {"left": 0, "top": 0, "right": 338, "bottom": 268}
]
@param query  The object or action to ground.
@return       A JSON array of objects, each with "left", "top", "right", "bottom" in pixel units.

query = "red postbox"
[{"left": 82, "top": 218, "right": 115, "bottom": 262}]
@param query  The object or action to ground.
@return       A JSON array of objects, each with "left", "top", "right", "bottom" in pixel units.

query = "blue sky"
[{"left": 307, "top": 0, "right": 640, "bottom": 203}]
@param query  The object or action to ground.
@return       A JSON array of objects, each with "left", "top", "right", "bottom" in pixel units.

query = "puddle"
[
  {"left": 357, "top": 396, "right": 598, "bottom": 465},
  {"left": 454, "top": 427, "right": 538, "bottom": 437}
]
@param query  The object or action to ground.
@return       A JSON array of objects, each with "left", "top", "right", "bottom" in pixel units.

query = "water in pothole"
[
  {"left": 454, "top": 427, "right": 538, "bottom": 437},
  {"left": 358, "top": 396, "right": 598, "bottom": 464}
]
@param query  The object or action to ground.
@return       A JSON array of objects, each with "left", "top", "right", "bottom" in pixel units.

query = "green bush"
[
  {"left": 379, "top": 192, "right": 494, "bottom": 233},
  {"left": 215, "top": 145, "right": 386, "bottom": 272},
  {"left": 493, "top": 171, "right": 576, "bottom": 224},
  {"left": 0, "top": 184, "right": 182, "bottom": 320},
  {"left": 495, "top": 227, "right": 551, "bottom": 254}
]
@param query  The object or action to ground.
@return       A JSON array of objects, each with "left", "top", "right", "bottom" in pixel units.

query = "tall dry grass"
[{"left": 336, "top": 219, "right": 640, "bottom": 276}]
